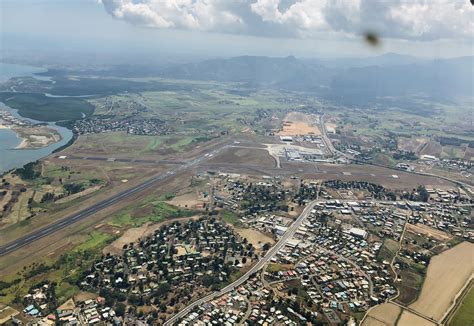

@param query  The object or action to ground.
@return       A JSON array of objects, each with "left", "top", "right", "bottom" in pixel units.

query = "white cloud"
[
  {"left": 387, "top": 0, "right": 474, "bottom": 40},
  {"left": 100, "top": 0, "right": 474, "bottom": 41},
  {"left": 101, "top": 0, "right": 243, "bottom": 31}
]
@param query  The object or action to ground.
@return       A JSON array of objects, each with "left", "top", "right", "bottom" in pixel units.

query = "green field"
[
  {"left": 219, "top": 210, "right": 242, "bottom": 226},
  {"left": 74, "top": 231, "right": 114, "bottom": 252},
  {"left": 450, "top": 286, "right": 474, "bottom": 326},
  {"left": 109, "top": 200, "right": 195, "bottom": 227}
]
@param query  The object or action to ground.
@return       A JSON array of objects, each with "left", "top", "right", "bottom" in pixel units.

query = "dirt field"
[
  {"left": 406, "top": 223, "right": 452, "bottom": 242},
  {"left": 168, "top": 192, "right": 206, "bottom": 209},
  {"left": 419, "top": 141, "right": 442, "bottom": 157},
  {"left": 103, "top": 216, "right": 198, "bottom": 255},
  {"left": 409, "top": 242, "right": 474, "bottom": 321},
  {"left": 398, "top": 137, "right": 429, "bottom": 153},
  {"left": 0, "top": 305, "right": 19, "bottom": 324},
  {"left": 73, "top": 291, "right": 97, "bottom": 303},
  {"left": 362, "top": 303, "right": 401, "bottom": 326},
  {"left": 234, "top": 227, "right": 275, "bottom": 250},
  {"left": 397, "top": 311, "right": 435, "bottom": 326},
  {"left": 277, "top": 112, "right": 321, "bottom": 136}
]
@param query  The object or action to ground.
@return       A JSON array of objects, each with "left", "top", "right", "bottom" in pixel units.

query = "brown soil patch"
[
  {"left": 406, "top": 223, "right": 452, "bottom": 242},
  {"left": 234, "top": 227, "right": 275, "bottom": 250},
  {"left": 131, "top": 204, "right": 154, "bottom": 218},
  {"left": 168, "top": 192, "right": 206, "bottom": 209},
  {"left": 398, "top": 137, "right": 429, "bottom": 153},
  {"left": 277, "top": 112, "right": 321, "bottom": 136},
  {"left": 409, "top": 242, "right": 474, "bottom": 321},
  {"left": 0, "top": 306, "right": 19, "bottom": 324},
  {"left": 397, "top": 311, "right": 435, "bottom": 326},
  {"left": 58, "top": 298, "right": 76, "bottom": 310},
  {"left": 74, "top": 291, "right": 97, "bottom": 303}
]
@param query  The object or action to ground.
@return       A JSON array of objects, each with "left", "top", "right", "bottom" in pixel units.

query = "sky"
[{"left": 1, "top": 0, "right": 473, "bottom": 61}]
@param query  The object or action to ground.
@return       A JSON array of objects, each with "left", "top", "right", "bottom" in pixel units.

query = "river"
[{"left": 0, "top": 63, "right": 73, "bottom": 174}]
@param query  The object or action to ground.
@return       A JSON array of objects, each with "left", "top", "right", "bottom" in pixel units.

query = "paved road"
[
  {"left": 164, "top": 200, "right": 319, "bottom": 325},
  {"left": 320, "top": 114, "right": 473, "bottom": 198},
  {"left": 0, "top": 145, "right": 229, "bottom": 257}
]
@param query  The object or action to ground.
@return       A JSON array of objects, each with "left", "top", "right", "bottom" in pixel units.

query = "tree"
[
  {"left": 115, "top": 303, "right": 126, "bottom": 317},
  {"left": 417, "top": 185, "right": 429, "bottom": 202},
  {"left": 202, "top": 275, "right": 219, "bottom": 287}
]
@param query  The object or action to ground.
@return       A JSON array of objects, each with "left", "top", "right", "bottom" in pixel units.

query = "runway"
[{"left": 0, "top": 145, "right": 228, "bottom": 257}]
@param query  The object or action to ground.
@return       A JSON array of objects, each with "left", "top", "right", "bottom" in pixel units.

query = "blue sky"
[{"left": 1, "top": 0, "right": 473, "bottom": 59}]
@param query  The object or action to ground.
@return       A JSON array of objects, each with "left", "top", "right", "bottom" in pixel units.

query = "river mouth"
[
  {"left": 0, "top": 63, "right": 78, "bottom": 174},
  {"left": 0, "top": 102, "right": 73, "bottom": 174}
]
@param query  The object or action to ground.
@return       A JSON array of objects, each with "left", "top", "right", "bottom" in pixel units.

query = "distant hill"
[
  {"left": 160, "top": 55, "right": 333, "bottom": 88},
  {"left": 309, "top": 52, "right": 426, "bottom": 68},
  {"left": 330, "top": 56, "right": 473, "bottom": 102},
  {"left": 39, "top": 54, "right": 473, "bottom": 103},
  {"left": 160, "top": 55, "right": 473, "bottom": 101}
]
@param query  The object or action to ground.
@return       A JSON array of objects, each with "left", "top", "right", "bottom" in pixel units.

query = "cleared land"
[
  {"left": 0, "top": 305, "right": 19, "bottom": 324},
  {"left": 409, "top": 242, "right": 474, "bottom": 322},
  {"left": 406, "top": 223, "right": 453, "bottom": 242},
  {"left": 398, "top": 137, "right": 429, "bottom": 153},
  {"left": 103, "top": 216, "right": 197, "bottom": 255},
  {"left": 362, "top": 303, "right": 401, "bottom": 326},
  {"left": 168, "top": 192, "right": 207, "bottom": 209},
  {"left": 233, "top": 227, "right": 274, "bottom": 250},
  {"left": 398, "top": 311, "right": 436, "bottom": 326},
  {"left": 277, "top": 112, "right": 321, "bottom": 136}
]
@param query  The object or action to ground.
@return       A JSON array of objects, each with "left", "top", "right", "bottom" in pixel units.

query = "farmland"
[
  {"left": 449, "top": 286, "right": 474, "bottom": 326},
  {"left": 362, "top": 303, "right": 401, "bottom": 326},
  {"left": 409, "top": 242, "right": 474, "bottom": 322}
]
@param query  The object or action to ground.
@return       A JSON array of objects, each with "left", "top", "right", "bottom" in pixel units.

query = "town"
[
  {"left": 73, "top": 117, "right": 171, "bottom": 136},
  {"left": 8, "top": 169, "right": 472, "bottom": 325}
]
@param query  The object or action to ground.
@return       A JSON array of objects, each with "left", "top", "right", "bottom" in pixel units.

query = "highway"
[
  {"left": 0, "top": 144, "right": 229, "bottom": 257},
  {"left": 164, "top": 200, "right": 319, "bottom": 325}
]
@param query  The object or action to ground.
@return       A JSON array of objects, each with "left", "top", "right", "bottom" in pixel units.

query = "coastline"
[
  {"left": 12, "top": 126, "right": 63, "bottom": 150},
  {"left": 0, "top": 64, "right": 76, "bottom": 175}
]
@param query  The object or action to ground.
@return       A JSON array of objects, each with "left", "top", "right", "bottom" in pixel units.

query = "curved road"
[{"left": 164, "top": 200, "right": 319, "bottom": 325}]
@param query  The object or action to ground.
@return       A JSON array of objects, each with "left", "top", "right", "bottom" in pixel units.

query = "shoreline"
[{"left": 11, "top": 126, "right": 63, "bottom": 150}]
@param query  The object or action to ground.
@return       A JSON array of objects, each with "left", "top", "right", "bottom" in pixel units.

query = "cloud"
[
  {"left": 100, "top": 0, "right": 474, "bottom": 41},
  {"left": 101, "top": 0, "right": 243, "bottom": 31}
]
